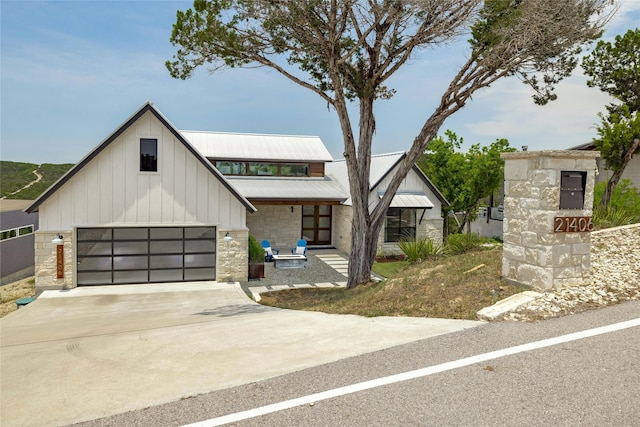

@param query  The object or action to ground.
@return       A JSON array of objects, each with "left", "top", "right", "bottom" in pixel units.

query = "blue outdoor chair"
[
  {"left": 291, "top": 239, "right": 307, "bottom": 255},
  {"left": 261, "top": 240, "right": 279, "bottom": 262}
]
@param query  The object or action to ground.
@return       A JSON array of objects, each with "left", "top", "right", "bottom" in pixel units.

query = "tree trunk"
[
  {"left": 598, "top": 138, "right": 640, "bottom": 209},
  {"left": 345, "top": 96, "right": 377, "bottom": 288}
]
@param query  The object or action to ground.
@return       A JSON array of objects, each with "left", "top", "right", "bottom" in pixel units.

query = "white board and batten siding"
[
  {"left": 370, "top": 167, "right": 442, "bottom": 220},
  {"left": 37, "top": 111, "right": 246, "bottom": 231}
]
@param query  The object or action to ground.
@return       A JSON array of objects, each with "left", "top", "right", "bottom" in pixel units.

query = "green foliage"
[
  {"left": 593, "top": 206, "right": 637, "bottom": 229},
  {"left": 397, "top": 236, "right": 443, "bottom": 264},
  {"left": 470, "top": 0, "right": 601, "bottom": 105},
  {"left": 0, "top": 161, "right": 38, "bottom": 197},
  {"left": 582, "top": 28, "right": 640, "bottom": 112},
  {"left": 0, "top": 162, "right": 74, "bottom": 200},
  {"left": 417, "top": 131, "right": 515, "bottom": 230},
  {"left": 593, "top": 106, "right": 640, "bottom": 173},
  {"left": 593, "top": 179, "right": 640, "bottom": 224},
  {"left": 372, "top": 260, "right": 409, "bottom": 278},
  {"left": 444, "top": 233, "right": 483, "bottom": 255},
  {"left": 248, "top": 235, "right": 265, "bottom": 264}
]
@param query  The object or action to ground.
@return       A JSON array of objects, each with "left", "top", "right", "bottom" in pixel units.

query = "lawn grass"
[
  {"left": 372, "top": 260, "right": 409, "bottom": 278},
  {"left": 259, "top": 247, "right": 528, "bottom": 320}
]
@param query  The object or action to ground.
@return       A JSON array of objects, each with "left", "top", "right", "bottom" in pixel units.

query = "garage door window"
[{"left": 77, "top": 227, "right": 216, "bottom": 285}]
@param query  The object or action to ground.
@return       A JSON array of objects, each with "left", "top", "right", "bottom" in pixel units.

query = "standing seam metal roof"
[
  {"left": 180, "top": 131, "right": 334, "bottom": 162},
  {"left": 226, "top": 175, "right": 348, "bottom": 201}
]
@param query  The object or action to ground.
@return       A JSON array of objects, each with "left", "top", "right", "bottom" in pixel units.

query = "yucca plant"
[
  {"left": 445, "top": 233, "right": 483, "bottom": 255},
  {"left": 398, "top": 236, "right": 443, "bottom": 263},
  {"left": 593, "top": 206, "right": 636, "bottom": 229}
]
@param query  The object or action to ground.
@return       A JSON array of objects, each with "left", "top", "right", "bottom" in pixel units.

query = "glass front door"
[{"left": 302, "top": 205, "right": 332, "bottom": 245}]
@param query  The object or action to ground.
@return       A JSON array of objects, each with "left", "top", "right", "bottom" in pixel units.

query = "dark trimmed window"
[
  {"left": 384, "top": 208, "right": 416, "bottom": 242},
  {"left": 216, "top": 161, "right": 246, "bottom": 175},
  {"left": 214, "top": 160, "right": 310, "bottom": 177},
  {"left": 249, "top": 162, "right": 278, "bottom": 176},
  {"left": 140, "top": 138, "right": 158, "bottom": 172}
]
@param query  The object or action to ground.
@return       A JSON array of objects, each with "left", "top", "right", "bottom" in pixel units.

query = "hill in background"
[{"left": 0, "top": 161, "right": 73, "bottom": 200}]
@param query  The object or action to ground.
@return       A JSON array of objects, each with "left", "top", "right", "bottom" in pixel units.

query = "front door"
[{"left": 302, "top": 205, "right": 332, "bottom": 245}]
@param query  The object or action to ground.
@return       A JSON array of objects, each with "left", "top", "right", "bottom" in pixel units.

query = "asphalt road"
[{"left": 75, "top": 299, "right": 640, "bottom": 427}]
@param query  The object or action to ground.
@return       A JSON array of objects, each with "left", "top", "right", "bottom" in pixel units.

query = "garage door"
[{"left": 76, "top": 227, "right": 216, "bottom": 286}]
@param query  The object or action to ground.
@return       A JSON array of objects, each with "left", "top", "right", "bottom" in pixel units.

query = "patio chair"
[
  {"left": 291, "top": 239, "right": 307, "bottom": 256},
  {"left": 261, "top": 240, "right": 279, "bottom": 262}
]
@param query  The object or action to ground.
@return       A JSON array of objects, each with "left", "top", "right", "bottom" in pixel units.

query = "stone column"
[
  {"left": 217, "top": 228, "right": 249, "bottom": 282},
  {"left": 501, "top": 150, "right": 600, "bottom": 290},
  {"left": 34, "top": 230, "right": 74, "bottom": 291}
]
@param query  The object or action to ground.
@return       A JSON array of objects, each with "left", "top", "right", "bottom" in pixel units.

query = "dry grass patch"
[
  {"left": 260, "top": 247, "right": 527, "bottom": 320},
  {"left": 0, "top": 277, "right": 36, "bottom": 318}
]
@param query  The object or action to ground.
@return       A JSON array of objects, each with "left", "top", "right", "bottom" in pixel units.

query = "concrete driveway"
[{"left": 0, "top": 282, "right": 482, "bottom": 426}]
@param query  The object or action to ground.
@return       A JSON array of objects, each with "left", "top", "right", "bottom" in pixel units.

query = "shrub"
[
  {"left": 397, "top": 236, "right": 443, "bottom": 263},
  {"left": 593, "top": 179, "right": 640, "bottom": 223},
  {"left": 248, "top": 235, "right": 265, "bottom": 264},
  {"left": 445, "top": 233, "right": 482, "bottom": 255},
  {"left": 593, "top": 206, "right": 636, "bottom": 229}
]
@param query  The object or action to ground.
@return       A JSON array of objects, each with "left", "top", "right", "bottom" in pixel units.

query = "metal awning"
[{"left": 379, "top": 192, "right": 434, "bottom": 208}]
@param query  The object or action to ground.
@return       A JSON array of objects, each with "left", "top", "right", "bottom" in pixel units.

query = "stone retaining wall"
[{"left": 590, "top": 223, "right": 640, "bottom": 289}]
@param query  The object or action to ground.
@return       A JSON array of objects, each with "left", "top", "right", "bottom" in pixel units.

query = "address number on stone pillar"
[{"left": 554, "top": 216, "right": 594, "bottom": 233}]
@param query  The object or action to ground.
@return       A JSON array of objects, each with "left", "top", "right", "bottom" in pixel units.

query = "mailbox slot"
[{"left": 560, "top": 171, "right": 586, "bottom": 209}]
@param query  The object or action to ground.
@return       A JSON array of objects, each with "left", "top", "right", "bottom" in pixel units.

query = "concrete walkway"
[{"left": 0, "top": 282, "right": 482, "bottom": 426}]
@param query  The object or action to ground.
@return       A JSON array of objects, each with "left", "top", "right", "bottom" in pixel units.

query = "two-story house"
[{"left": 27, "top": 102, "right": 447, "bottom": 290}]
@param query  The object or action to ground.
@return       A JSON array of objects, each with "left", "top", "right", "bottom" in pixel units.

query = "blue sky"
[{"left": 1, "top": 1, "right": 639, "bottom": 165}]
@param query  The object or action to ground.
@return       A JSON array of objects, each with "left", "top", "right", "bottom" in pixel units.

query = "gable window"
[
  {"left": 384, "top": 208, "right": 416, "bottom": 242},
  {"left": 140, "top": 138, "right": 158, "bottom": 172}
]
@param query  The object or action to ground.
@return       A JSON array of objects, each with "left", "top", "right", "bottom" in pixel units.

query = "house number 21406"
[{"left": 554, "top": 216, "right": 594, "bottom": 233}]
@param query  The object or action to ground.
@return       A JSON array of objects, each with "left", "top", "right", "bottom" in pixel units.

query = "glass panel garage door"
[{"left": 77, "top": 227, "right": 216, "bottom": 286}]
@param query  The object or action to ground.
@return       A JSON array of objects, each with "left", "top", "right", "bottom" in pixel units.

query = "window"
[
  {"left": 384, "top": 208, "right": 416, "bottom": 242},
  {"left": 212, "top": 160, "right": 311, "bottom": 176},
  {"left": 281, "top": 164, "right": 309, "bottom": 176},
  {"left": 249, "top": 162, "right": 278, "bottom": 176},
  {"left": 216, "top": 161, "right": 246, "bottom": 175},
  {"left": 19, "top": 225, "right": 34, "bottom": 236},
  {"left": 0, "top": 229, "right": 17, "bottom": 241},
  {"left": 140, "top": 138, "right": 158, "bottom": 172},
  {"left": 0, "top": 224, "right": 34, "bottom": 241}
]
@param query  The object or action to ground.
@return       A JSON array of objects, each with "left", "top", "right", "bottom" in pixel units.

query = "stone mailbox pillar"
[{"left": 501, "top": 150, "right": 600, "bottom": 291}]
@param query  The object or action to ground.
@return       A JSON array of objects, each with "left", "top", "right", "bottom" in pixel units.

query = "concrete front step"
[{"left": 476, "top": 291, "right": 543, "bottom": 321}]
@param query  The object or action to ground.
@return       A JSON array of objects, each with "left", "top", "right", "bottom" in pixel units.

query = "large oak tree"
[{"left": 167, "top": 0, "right": 615, "bottom": 288}]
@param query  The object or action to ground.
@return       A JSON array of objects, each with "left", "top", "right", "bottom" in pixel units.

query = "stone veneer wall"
[
  {"left": 332, "top": 205, "right": 353, "bottom": 254},
  {"left": 246, "top": 205, "right": 302, "bottom": 249},
  {"left": 34, "top": 231, "right": 74, "bottom": 290},
  {"left": 217, "top": 228, "right": 248, "bottom": 282},
  {"left": 501, "top": 150, "right": 600, "bottom": 291}
]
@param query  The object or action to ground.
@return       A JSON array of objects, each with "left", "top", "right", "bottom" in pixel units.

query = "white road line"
[{"left": 183, "top": 317, "right": 640, "bottom": 427}]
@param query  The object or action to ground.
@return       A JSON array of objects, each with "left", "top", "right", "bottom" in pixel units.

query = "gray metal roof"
[
  {"left": 326, "top": 151, "right": 449, "bottom": 207},
  {"left": 379, "top": 191, "right": 435, "bottom": 208},
  {"left": 180, "top": 131, "right": 334, "bottom": 162},
  {"left": 226, "top": 175, "right": 348, "bottom": 201}
]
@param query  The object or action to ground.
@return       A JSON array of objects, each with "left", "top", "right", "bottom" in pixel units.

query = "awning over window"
[{"left": 379, "top": 191, "right": 434, "bottom": 208}]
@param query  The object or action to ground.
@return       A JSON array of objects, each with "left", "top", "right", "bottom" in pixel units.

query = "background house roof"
[
  {"left": 326, "top": 152, "right": 449, "bottom": 207},
  {"left": 181, "top": 131, "right": 334, "bottom": 162},
  {"left": 227, "top": 175, "right": 348, "bottom": 202}
]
